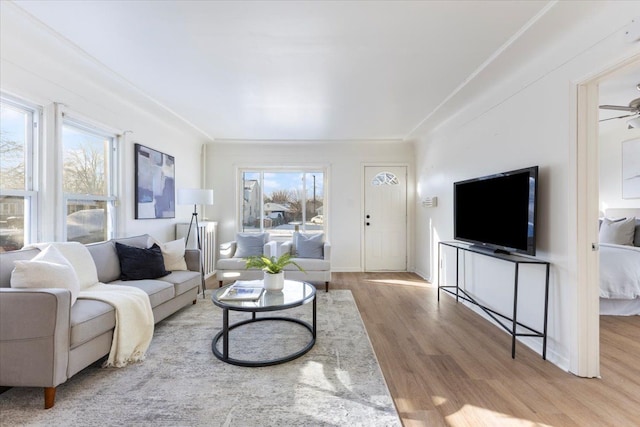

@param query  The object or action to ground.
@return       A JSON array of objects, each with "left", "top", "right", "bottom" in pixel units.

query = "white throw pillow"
[
  {"left": 11, "top": 245, "right": 81, "bottom": 305},
  {"left": 599, "top": 217, "right": 636, "bottom": 245},
  {"left": 160, "top": 238, "right": 188, "bottom": 271},
  {"left": 26, "top": 242, "right": 99, "bottom": 289}
]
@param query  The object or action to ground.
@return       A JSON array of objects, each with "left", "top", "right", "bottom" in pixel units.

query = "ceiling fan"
[{"left": 599, "top": 83, "right": 640, "bottom": 127}]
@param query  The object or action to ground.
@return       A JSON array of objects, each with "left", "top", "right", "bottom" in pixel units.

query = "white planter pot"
[
  {"left": 263, "top": 271, "right": 284, "bottom": 291},
  {"left": 263, "top": 290, "right": 284, "bottom": 305}
]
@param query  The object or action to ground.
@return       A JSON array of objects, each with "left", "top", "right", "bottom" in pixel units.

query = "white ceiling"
[{"left": 10, "top": 1, "right": 627, "bottom": 141}]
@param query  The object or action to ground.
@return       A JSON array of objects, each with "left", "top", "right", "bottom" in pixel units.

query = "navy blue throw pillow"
[{"left": 115, "top": 242, "right": 170, "bottom": 281}]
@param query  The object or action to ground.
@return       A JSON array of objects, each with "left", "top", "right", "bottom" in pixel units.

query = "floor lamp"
[{"left": 178, "top": 188, "right": 214, "bottom": 298}]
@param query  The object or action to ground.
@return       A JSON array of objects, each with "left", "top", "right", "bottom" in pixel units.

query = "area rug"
[{"left": 0, "top": 290, "right": 400, "bottom": 426}]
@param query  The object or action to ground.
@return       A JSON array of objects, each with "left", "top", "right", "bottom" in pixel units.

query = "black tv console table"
[{"left": 437, "top": 241, "right": 550, "bottom": 359}]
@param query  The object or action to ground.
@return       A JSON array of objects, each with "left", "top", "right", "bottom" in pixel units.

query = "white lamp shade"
[
  {"left": 627, "top": 116, "right": 640, "bottom": 129},
  {"left": 178, "top": 188, "right": 214, "bottom": 205}
]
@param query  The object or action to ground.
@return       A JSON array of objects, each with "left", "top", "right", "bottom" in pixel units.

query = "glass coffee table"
[{"left": 211, "top": 280, "right": 316, "bottom": 367}]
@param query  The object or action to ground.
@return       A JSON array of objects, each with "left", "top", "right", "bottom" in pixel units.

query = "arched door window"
[{"left": 372, "top": 171, "right": 399, "bottom": 186}]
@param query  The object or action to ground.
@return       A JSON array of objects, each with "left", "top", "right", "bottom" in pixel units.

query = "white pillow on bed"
[{"left": 599, "top": 217, "right": 636, "bottom": 246}]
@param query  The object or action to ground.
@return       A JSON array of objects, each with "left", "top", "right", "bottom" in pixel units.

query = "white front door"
[{"left": 364, "top": 166, "right": 407, "bottom": 271}]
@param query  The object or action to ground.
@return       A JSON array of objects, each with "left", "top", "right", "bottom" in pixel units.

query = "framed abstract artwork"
[
  {"left": 622, "top": 138, "right": 640, "bottom": 199},
  {"left": 134, "top": 143, "right": 175, "bottom": 219}
]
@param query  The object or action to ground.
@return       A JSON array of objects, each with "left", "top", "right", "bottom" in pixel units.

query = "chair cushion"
[
  {"left": 116, "top": 234, "right": 150, "bottom": 249},
  {"left": 294, "top": 233, "right": 324, "bottom": 259},
  {"left": 87, "top": 241, "right": 121, "bottom": 283},
  {"left": 107, "top": 279, "right": 175, "bottom": 308},
  {"left": 234, "top": 233, "right": 269, "bottom": 258},
  {"left": 70, "top": 298, "right": 115, "bottom": 349},
  {"left": 115, "top": 242, "right": 170, "bottom": 280},
  {"left": 284, "top": 258, "right": 330, "bottom": 271},
  {"left": 159, "top": 270, "right": 200, "bottom": 296},
  {"left": 217, "top": 257, "right": 250, "bottom": 270}
]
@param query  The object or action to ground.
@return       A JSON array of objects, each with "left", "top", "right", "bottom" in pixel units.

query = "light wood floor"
[{"left": 325, "top": 272, "right": 640, "bottom": 427}]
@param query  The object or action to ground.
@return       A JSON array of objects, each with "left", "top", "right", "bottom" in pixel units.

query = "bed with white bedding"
[
  {"left": 599, "top": 208, "right": 640, "bottom": 316},
  {"left": 599, "top": 243, "right": 640, "bottom": 315}
]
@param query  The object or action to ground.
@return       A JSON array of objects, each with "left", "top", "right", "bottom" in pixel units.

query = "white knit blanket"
[
  {"left": 27, "top": 242, "right": 155, "bottom": 368},
  {"left": 79, "top": 284, "right": 154, "bottom": 368}
]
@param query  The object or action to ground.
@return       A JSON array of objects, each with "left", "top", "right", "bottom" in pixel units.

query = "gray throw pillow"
[
  {"left": 599, "top": 217, "right": 636, "bottom": 246},
  {"left": 295, "top": 233, "right": 324, "bottom": 259},
  {"left": 635, "top": 219, "right": 640, "bottom": 247},
  {"left": 234, "top": 233, "right": 268, "bottom": 258}
]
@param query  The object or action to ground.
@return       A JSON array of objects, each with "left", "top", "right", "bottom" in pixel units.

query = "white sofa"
[{"left": 280, "top": 233, "right": 331, "bottom": 292}]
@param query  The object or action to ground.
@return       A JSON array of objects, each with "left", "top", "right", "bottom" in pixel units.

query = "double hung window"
[
  {"left": 61, "top": 116, "right": 118, "bottom": 243},
  {"left": 0, "top": 95, "right": 39, "bottom": 251},
  {"left": 240, "top": 169, "right": 326, "bottom": 237}
]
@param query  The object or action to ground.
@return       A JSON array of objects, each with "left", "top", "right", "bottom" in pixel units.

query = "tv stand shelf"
[{"left": 437, "top": 241, "right": 550, "bottom": 359}]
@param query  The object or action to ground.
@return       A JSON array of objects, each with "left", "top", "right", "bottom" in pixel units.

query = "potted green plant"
[{"left": 245, "top": 253, "right": 305, "bottom": 291}]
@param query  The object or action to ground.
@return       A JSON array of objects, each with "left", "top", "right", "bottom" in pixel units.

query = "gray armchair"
[
  {"left": 280, "top": 233, "right": 331, "bottom": 292},
  {"left": 215, "top": 233, "right": 276, "bottom": 286}
]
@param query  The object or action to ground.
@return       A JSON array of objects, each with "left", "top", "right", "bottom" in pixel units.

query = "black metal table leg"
[
  {"left": 511, "top": 263, "right": 520, "bottom": 359},
  {"left": 223, "top": 308, "right": 229, "bottom": 360},
  {"left": 313, "top": 295, "right": 317, "bottom": 340}
]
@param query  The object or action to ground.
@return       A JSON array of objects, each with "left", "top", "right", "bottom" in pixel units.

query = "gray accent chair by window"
[
  {"left": 280, "top": 232, "right": 331, "bottom": 292},
  {"left": 216, "top": 232, "right": 277, "bottom": 286}
]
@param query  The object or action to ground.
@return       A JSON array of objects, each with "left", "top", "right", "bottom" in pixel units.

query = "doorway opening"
[{"left": 575, "top": 56, "right": 640, "bottom": 378}]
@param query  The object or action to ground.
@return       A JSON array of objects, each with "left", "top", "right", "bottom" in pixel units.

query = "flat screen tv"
[{"left": 454, "top": 166, "right": 538, "bottom": 256}]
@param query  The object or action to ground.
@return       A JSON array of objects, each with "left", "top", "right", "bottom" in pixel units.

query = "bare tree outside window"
[
  {"left": 0, "top": 104, "right": 27, "bottom": 191},
  {"left": 63, "top": 143, "right": 106, "bottom": 195},
  {"left": 0, "top": 136, "right": 25, "bottom": 190},
  {"left": 0, "top": 100, "right": 33, "bottom": 252},
  {"left": 62, "top": 122, "right": 115, "bottom": 243},
  {"left": 240, "top": 170, "right": 325, "bottom": 235}
]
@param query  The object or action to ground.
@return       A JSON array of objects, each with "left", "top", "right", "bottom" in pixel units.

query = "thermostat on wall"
[{"left": 422, "top": 197, "right": 438, "bottom": 208}]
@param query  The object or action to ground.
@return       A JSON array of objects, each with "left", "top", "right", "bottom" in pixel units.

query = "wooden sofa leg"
[
  {"left": 44, "top": 387, "right": 56, "bottom": 409},
  {"left": 325, "top": 282, "right": 329, "bottom": 292}
]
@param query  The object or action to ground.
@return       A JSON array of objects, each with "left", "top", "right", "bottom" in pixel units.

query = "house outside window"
[
  {"left": 239, "top": 168, "right": 326, "bottom": 237},
  {"left": 0, "top": 95, "right": 39, "bottom": 251},
  {"left": 61, "top": 116, "right": 118, "bottom": 243}
]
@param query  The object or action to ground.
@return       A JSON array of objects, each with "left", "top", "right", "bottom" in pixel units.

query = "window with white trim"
[
  {"left": 0, "top": 95, "right": 39, "bottom": 251},
  {"left": 239, "top": 168, "right": 325, "bottom": 236},
  {"left": 61, "top": 116, "right": 118, "bottom": 243}
]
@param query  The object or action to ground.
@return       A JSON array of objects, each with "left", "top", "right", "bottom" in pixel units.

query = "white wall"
[
  {"left": 1, "top": 3, "right": 208, "bottom": 243},
  {"left": 205, "top": 140, "right": 414, "bottom": 272},
  {"left": 413, "top": 3, "right": 640, "bottom": 371},
  {"left": 599, "top": 122, "right": 640, "bottom": 213}
]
